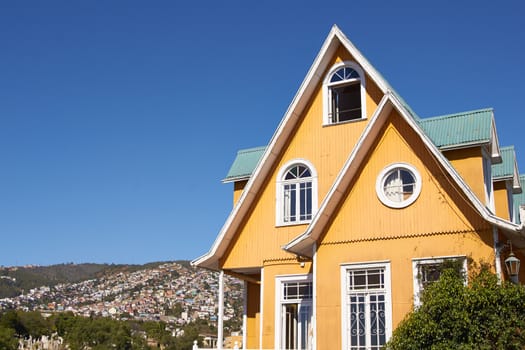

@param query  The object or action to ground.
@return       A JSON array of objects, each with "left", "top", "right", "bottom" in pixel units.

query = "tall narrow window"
[
  {"left": 342, "top": 263, "right": 392, "bottom": 350},
  {"left": 276, "top": 276, "right": 313, "bottom": 350},
  {"left": 277, "top": 161, "right": 317, "bottom": 226},
  {"left": 324, "top": 62, "right": 366, "bottom": 125}
]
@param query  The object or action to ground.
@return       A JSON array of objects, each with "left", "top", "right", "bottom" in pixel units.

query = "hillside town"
[{"left": 0, "top": 262, "right": 243, "bottom": 329}]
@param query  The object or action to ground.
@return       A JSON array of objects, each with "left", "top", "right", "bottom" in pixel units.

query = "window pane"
[
  {"left": 347, "top": 267, "right": 387, "bottom": 350},
  {"left": 299, "top": 304, "right": 311, "bottom": 350},
  {"left": 330, "top": 67, "right": 359, "bottom": 83},
  {"left": 298, "top": 282, "right": 312, "bottom": 299},
  {"left": 332, "top": 83, "right": 361, "bottom": 122},
  {"left": 299, "top": 182, "right": 312, "bottom": 220},
  {"left": 283, "top": 184, "right": 298, "bottom": 222},
  {"left": 289, "top": 187, "right": 296, "bottom": 221},
  {"left": 383, "top": 168, "right": 417, "bottom": 203},
  {"left": 298, "top": 166, "right": 311, "bottom": 178},
  {"left": 370, "top": 294, "right": 386, "bottom": 349},
  {"left": 283, "top": 281, "right": 313, "bottom": 300},
  {"left": 349, "top": 295, "right": 366, "bottom": 349},
  {"left": 330, "top": 68, "right": 345, "bottom": 82},
  {"left": 285, "top": 166, "right": 298, "bottom": 180},
  {"left": 367, "top": 269, "right": 383, "bottom": 289}
]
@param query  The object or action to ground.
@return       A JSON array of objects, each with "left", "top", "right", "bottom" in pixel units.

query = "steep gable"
[
  {"left": 192, "top": 25, "right": 392, "bottom": 270},
  {"left": 493, "top": 146, "right": 521, "bottom": 192},
  {"left": 283, "top": 93, "right": 523, "bottom": 257}
]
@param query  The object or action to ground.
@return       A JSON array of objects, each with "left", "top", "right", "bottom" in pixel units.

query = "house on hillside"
[{"left": 192, "top": 25, "right": 525, "bottom": 350}]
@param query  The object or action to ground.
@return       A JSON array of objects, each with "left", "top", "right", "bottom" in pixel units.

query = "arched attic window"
[
  {"left": 323, "top": 62, "right": 366, "bottom": 125},
  {"left": 276, "top": 160, "right": 318, "bottom": 226}
]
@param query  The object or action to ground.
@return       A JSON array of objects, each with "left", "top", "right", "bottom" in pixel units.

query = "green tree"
[
  {"left": 18, "top": 311, "right": 51, "bottom": 338},
  {"left": 387, "top": 263, "right": 525, "bottom": 349},
  {"left": 0, "top": 326, "right": 18, "bottom": 350}
]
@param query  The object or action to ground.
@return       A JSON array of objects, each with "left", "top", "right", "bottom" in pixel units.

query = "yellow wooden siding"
[
  {"left": 233, "top": 180, "right": 247, "bottom": 206},
  {"left": 221, "top": 45, "right": 384, "bottom": 270},
  {"left": 315, "top": 233, "right": 494, "bottom": 349},
  {"left": 259, "top": 262, "right": 312, "bottom": 349},
  {"left": 323, "top": 110, "right": 489, "bottom": 244},
  {"left": 245, "top": 281, "right": 260, "bottom": 349},
  {"left": 443, "top": 148, "right": 486, "bottom": 206},
  {"left": 493, "top": 181, "right": 510, "bottom": 220}
]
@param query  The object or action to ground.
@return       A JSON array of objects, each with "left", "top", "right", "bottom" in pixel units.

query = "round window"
[{"left": 376, "top": 163, "right": 421, "bottom": 208}]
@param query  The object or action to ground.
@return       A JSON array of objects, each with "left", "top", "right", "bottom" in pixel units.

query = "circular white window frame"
[{"left": 376, "top": 163, "right": 422, "bottom": 209}]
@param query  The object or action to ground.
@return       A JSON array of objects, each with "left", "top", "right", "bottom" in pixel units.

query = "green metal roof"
[
  {"left": 222, "top": 146, "right": 267, "bottom": 183},
  {"left": 492, "top": 146, "right": 516, "bottom": 180},
  {"left": 418, "top": 108, "right": 493, "bottom": 149},
  {"left": 513, "top": 175, "right": 525, "bottom": 224}
]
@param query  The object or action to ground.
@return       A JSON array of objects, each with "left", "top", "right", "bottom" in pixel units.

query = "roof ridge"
[{"left": 421, "top": 107, "right": 493, "bottom": 122}]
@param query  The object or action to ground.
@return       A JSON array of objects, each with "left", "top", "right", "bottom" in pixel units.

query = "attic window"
[
  {"left": 376, "top": 163, "right": 422, "bottom": 208},
  {"left": 324, "top": 62, "right": 366, "bottom": 124}
]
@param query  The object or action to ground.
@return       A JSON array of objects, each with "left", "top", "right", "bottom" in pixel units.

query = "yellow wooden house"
[{"left": 192, "top": 25, "right": 525, "bottom": 350}]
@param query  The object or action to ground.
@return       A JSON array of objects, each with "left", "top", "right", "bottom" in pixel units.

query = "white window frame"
[
  {"left": 412, "top": 256, "right": 467, "bottom": 306},
  {"left": 376, "top": 163, "right": 422, "bottom": 209},
  {"left": 276, "top": 159, "right": 318, "bottom": 226},
  {"left": 340, "top": 261, "right": 392, "bottom": 350},
  {"left": 323, "top": 61, "right": 367, "bottom": 125},
  {"left": 274, "top": 274, "right": 313, "bottom": 350}
]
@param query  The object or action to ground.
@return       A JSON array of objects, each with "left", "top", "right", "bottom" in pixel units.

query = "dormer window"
[
  {"left": 324, "top": 62, "right": 366, "bottom": 125},
  {"left": 276, "top": 160, "right": 318, "bottom": 226}
]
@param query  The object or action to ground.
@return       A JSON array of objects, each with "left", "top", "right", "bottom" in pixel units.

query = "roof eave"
[
  {"left": 222, "top": 175, "right": 251, "bottom": 184},
  {"left": 438, "top": 140, "right": 491, "bottom": 151}
]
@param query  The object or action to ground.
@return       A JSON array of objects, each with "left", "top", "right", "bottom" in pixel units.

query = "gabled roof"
[
  {"left": 420, "top": 108, "right": 492, "bottom": 148},
  {"left": 192, "top": 25, "right": 393, "bottom": 270},
  {"left": 492, "top": 146, "right": 522, "bottom": 193},
  {"left": 283, "top": 92, "right": 524, "bottom": 257},
  {"left": 222, "top": 146, "right": 267, "bottom": 183}
]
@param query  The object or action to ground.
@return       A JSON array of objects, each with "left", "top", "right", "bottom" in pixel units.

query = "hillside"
[
  {"left": 0, "top": 261, "right": 243, "bottom": 333},
  {"left": 0, "top": 261, "right": 182, "bottom": 299}
]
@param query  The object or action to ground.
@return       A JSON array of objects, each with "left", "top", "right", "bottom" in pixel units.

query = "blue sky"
[{"left": 1, "top": 1, "right": 523, "bottom": 266}]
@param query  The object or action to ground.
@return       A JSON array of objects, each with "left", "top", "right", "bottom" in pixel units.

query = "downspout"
[
  {"left": 493, "top": 227, "right": 503, "bottom": 282},
  {"left": 259, "top": 267, "right": 265, "bottom": 350},
  {"left": 312, "top": 242, "right": 317, "bottom": 350},
  {"left": 218, "top": 270, "right": 224, "bottom": 349}
]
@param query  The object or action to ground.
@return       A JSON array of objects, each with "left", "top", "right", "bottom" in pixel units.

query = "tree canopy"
[
  {"left": 0, "top": 310, "right": 211, "bottom": 350},
  {"left": 387, "top": 263, "right": 525, "bottom": 349}
]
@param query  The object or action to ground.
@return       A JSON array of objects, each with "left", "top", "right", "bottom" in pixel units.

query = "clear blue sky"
[{"left": 1, "top": 1, "right": 524, "bottom": 266}]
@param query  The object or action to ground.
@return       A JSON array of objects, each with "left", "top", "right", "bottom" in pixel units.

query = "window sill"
[
  {"left": 276, "top": 220, "right": 311, "bottom": 228},
  {"left": 322, "top": 117, "right": 367, "bottom": 127}
]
